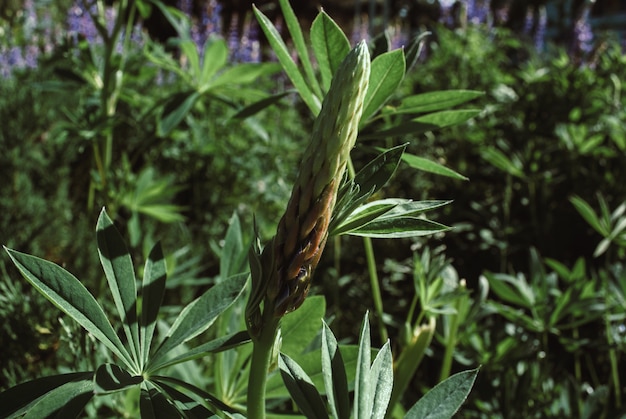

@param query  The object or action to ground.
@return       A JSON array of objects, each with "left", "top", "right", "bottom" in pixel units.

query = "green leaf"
[
  {"left": 179, "top": 39, "right": 201, "bottom": 80},
  {"left": 310, "top": 10, "right": 351, "bottom": 91},
  {"left": 331, "top": 144, "right": 407, "bottom": 235},
  {"left": 361, "top": 49, "right": 405, "bottom": 123},
  {"left": 321, "top": 322, "right": 350, "bottom": 419},
  {"left": 354, "top": 315, "right": 372, "bottom": 418},
  {"left": 398, "top": 90, "right": 484, "bottom": 114},
  {"left": 404, "top": 368, "right": 478, "bottom": 419},
  {"left": 348, "top": 216, "right": 450, "bottom": 238},
  {"left": 94, "top": 363, "right": 142, "bottom": 394},
  {"left": 404, "top": 32, "right": 430, "bottom": 72},
  {"left": 97, "top": 208, "right": 140, "bottom": 366},
  {"left": 253, "top": 5, "right": 321, "bottom": 115},
  {"left": 281, "top": 295, "right": 326, "bottom": 357},
  {"left": 481, "top": 147, "right": 525, "bottom": 179},
  {"left": 354, "top": 144, "right": 407, "bottom": 197},
  {"left": 4, "top": 248, "right": 134, "bottom": 368},
  {"left": 22, "top": 377, "right": 94, "bottom": 419},
  {"left": 279, "top": 353, "right": 328, "bottom": 419},
  {"left": 484, "top": 272, "right": 534, "bottom": 309},
  {"left": 333, "top": 199, "right": 403, "bottom": 236},
  {"left": 140, "top": 382, "right": 185, "bottom": 419},
  {"left": 370, "top": 341, "right": 393, "bottom": 418},
  {"left": 158, "top": 90, "right": 201, "bottom": 137},
  {"left": 230, "top": 91, "right": 293, "bottom": 120},
  {"left": 362, "top": 109, "right": 480, "bottom": 139},
  {"left": 401, "top": 153, "right": 468, "bottom": 180},
  {"left": 570, "top": 195, "right": 606, "bottom": 236},
  {"left": 152, "top": 375, "right": 238, "bottom": 415},
  {"left": 148, "top": 331, "right": 250, "bottom": 372},
  {"left": 278, "top": 0, "right": 323, "bottom": 98},
  {"left": 200, "top": 37, "right": 229, "bottom": 87},
  {"left": 266, "top": 345, "right": 367, "bottom": 399},
  {"left": 0, "top": 373, "right": 92, "bottom": 419},
  {"left": 149, "top": 272, "right": 248, "bottom": 368},
  {"left": 148, "top": 380, "right": 220, "bottom": 418},
  {"left": 209, "top": 63, "right": 281, "bottom": 89},
  {"left": 140, "top": 242, "right": 167, "bottom": 365},
  {"left": 219, "top": 212, "right": 247, "bottom": 280}
]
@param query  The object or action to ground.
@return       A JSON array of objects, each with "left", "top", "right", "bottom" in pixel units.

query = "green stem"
[
  {"left": 605, "top": 298, "right": 621, "bottom": 408},
  {"left": 438, "top": 309, "right": 459, "bottom": 382},
  {"left": 247, "top": 304, "right": 281, "bottom": 419},
  {"left": 347, "top": 156, "right": 388, "bottom": 342},
  {"left": 363, "top": 236, "right": 388, "bottom": 342}
]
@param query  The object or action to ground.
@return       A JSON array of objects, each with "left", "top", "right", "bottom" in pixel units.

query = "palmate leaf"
[
  {"left": 338, "top": 200, "right": 451, "bottom": 238},
  {"left": 97, "top": 208, "right": 141, "bottom": 367},
  {"left": 279, "top": 354, "right": 328, "bottom": 419},
  {"left": 148, "top": 272, "right": 248, "bottom": 370},
  {"left": 140, "top": 242, "right": 167, "bottom": 367},
  {"left": 331, "top": 144, "right": 407, "bottom": 235},
  {"left": 21, "top": 377, "right": 94, "bottom": 419},
  {"left": 140, "top": 382, "right": 186, "bottom": 419},
  {"left": 199, "top": 37, "right": 229, "bottom": 87},
  {"left": 0, "top": 372, "right": 93, "bottom": 419},
  {"left": 404, "top": 368, "right": 478, "bottom": 419},
  {"left": 158, "top": 90, "right": 201, "bottom": 137},
  {"left": 4, "top": 248, "right": 134, "bottom": 368},
  {"left": 147, "top": 331, "right": 250, "bottom": 372},
  {"left": 94, "top": 364, "right": 142, "bottom": 395}
]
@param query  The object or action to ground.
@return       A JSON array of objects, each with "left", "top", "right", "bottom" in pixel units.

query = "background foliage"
[{"left": 1, "top": 0, "right": 625, "bottom": 417}]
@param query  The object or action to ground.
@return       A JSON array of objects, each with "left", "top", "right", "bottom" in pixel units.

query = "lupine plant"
[{"left": 0, "top": 2, "right": 483, "bottom": 418}]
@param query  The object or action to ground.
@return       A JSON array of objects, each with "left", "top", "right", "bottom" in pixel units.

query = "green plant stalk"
[
  {"left": 388, "top": 316, "right": 436, "bottom": 416},
  {"left": 605, "top": 299, "right": 621, "bottom": 408},
  {"left": 346, "top": 158, "right": 389, "bottom": 342},
  {"left": 363, "top": 236, "right": 388, "bottom": 342},
  {"left": 247, "top": 304, "right": 281, "bottom": 419},
  {"left": 439, "top": 309, "right": 459, "bottom": 382}
]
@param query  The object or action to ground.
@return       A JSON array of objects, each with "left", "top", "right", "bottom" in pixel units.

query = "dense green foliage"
[{"left": 1, "top": 1, "right": 626, "bottom": 418}]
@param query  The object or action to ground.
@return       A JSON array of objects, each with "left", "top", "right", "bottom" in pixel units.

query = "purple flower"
[
  {"left": 534, "top": 6, "right": 547, "bottom": 51},
  {"left": 66, "top": 1, "right": 99, "bottom": 42},
  {"left": 571, "top": 5, "right": 594, "bottom": 55}
]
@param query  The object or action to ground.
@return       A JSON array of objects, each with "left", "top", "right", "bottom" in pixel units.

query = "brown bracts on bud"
[{"left": 267, "top": 41, "right": 371, "bottom": 316}]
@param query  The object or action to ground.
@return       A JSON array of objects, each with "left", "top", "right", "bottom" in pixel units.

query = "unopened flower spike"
[{"left": 265, "top": 40, "right": 371, "bottom": 317}]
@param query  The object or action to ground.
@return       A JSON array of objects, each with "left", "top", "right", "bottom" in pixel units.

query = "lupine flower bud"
[{"left": 267, "top": 40, "right": 371, "bottom": 316}]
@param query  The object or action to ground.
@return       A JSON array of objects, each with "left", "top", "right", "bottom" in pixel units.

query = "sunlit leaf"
[
  {"left": 321, "top": 322, "right": 350, "bottom": 419},
  {"left": 361, "top": 49, "right": 405, "bottom": 123},
  {"left": 253, "top": 5, "right": 321, "bottom": 115},
  {"left": 398, "top": 90, "right": 484, "bottom": 114},
  {"left": 97, "top": 208, "right": 140, "bottom": 365},
  {"left": 401, "top": 153, "right": 468, "bottom": 180},
  {"left": 5, "top": 248, "right": 134, "bottom": 368},
  {"left": 149, "top": 272, "right": 247, "bottom": 369},
  {"left": 279, "top": 354, "right": 328, "bottom": 419},
  {"left": 404, "top": 368, "right": 478, "bottom": 418},
  {"left": 311, "top": 10, "right": 351, "bottom": 91}
]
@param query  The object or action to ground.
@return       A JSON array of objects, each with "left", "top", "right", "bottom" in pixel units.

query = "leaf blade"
[{"left": 5, "top": 247, "right": 134, "bottom": 368}]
